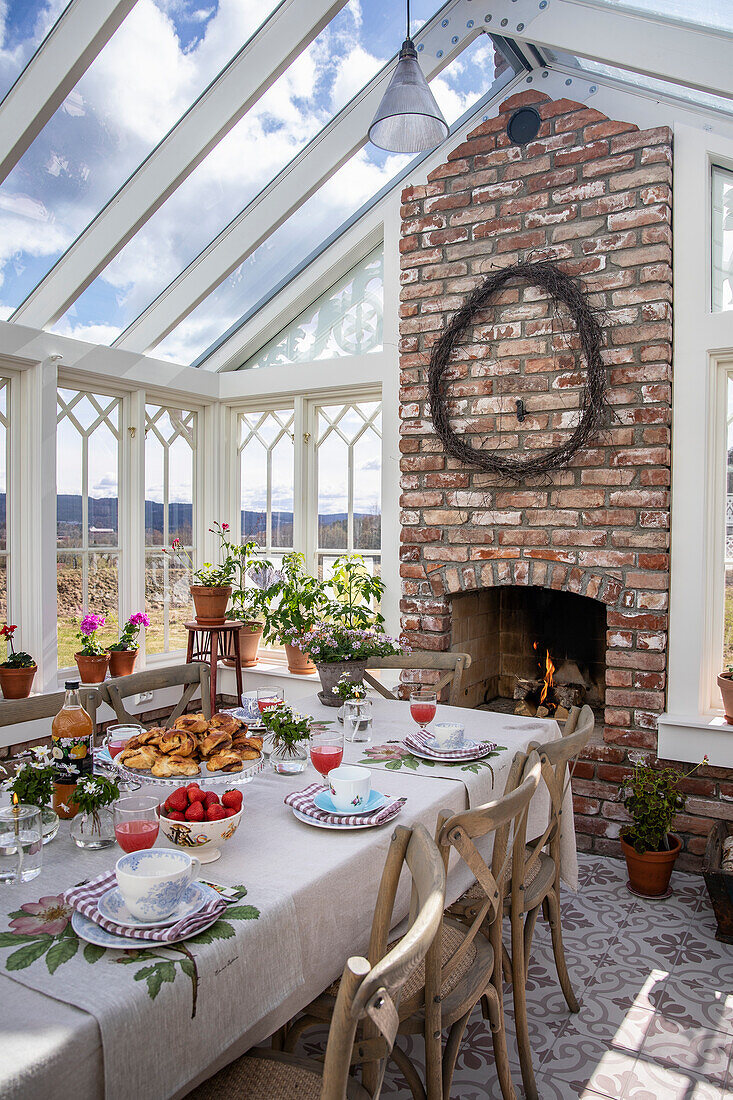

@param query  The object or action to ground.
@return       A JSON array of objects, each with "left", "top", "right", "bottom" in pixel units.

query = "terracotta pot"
[
  {"left": 315, "top": 659, "right": 368, "bottom": 706},
  {"left": 0, "top": 664, "right": 37, "bottom": 699},
  {"left": 621, "top": 832, "right": 682, "bottom": 897},
  {"left": 108, "top": 648, "right": 138, "bottom": 677},
  {"left": 74, "top": 652, "right": 110, "bottom": 684},
  {"left": 222, "top": 622, "right": 263, "bottom": 668},
  {"left": 190, "top": 585, "right": 232, "bottom": 626},
  {"left": 284, "top": 641, "right": 317, "bottom": 676},
  {"left": 718, "top": 673, "right": 733, "bottom": 724}
]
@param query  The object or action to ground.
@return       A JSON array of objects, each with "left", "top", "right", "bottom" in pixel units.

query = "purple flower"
[{"left": 80, "top": 613, "right": 105, "bottom": 635}]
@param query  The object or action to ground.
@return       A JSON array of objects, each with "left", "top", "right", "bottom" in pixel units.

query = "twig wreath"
[{"left": 427, "top": 259, "right": 607, "bottom": 481}]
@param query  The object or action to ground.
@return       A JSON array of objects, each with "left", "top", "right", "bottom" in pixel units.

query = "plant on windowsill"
[
  {"left": 107, "top": 611, "right": 150, "bottom": 677},
  {"left": 74, "top": 613, "right": 110, "bottom": 684},
  {"left": 213, "top": 525, "right": 284, "bottom": 668},
  {"left": 5, "top": 747, "right": 60, "bottom": 843},
  {"left": 0, "top": 623, "right": 37, "bottom": 699},
  {"left": 322, "top": 554, "right": 386, "bottom": 629},
  {"left": 268, "top": 552, "right": 327, "bottom": 674},
  {"left": 293, "top": 624, "right": 402, "bottom": 707},
  {"left": 717, "top": 664, "right": 733, "bottom": 724},
  {"left": 619, "top": 752, "right": 708, "bottom": 897},
  {"left": 164, "top": 529, "right": 235, "bottom": 626}
]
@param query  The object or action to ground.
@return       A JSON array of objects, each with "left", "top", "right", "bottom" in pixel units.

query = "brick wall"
[{"left": 399, "top": 90, "right": 726, "bottom": 870}]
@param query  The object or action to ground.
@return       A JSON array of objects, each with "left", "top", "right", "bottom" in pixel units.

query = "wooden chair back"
[
  {"left": 364, "top": 651, "right": 472, "bottom": 707},
  {"left": 0, "top": 687, "right": 101, "bottom": 742},
  {"left": 95, "top": 664, "right": 212, "bottom": 730},
  {"left": 320, "top": 823, "right": 446, "bottom": 1099}
]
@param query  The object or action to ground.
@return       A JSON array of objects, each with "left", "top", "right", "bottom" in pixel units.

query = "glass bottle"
[{"left": 52, "top": 681, "right": 94, "bottom": 820}]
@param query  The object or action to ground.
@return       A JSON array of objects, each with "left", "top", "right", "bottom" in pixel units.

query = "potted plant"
[
  {"left": 261, "top": 702, "right": 312, "bottom": 774},
  {"left": 165, "top": 530, "right": 234, "bottom": 626},
  {"left": 0, "top": 624, "right": 37, "bottom": 698},
  {"left": 69, "top": 773, "right": 120, "bottom": 849},
  {"left": 108, "top": 611, "right": 150, "bottom": 677},
  {"left": 6, "top": 746, "right": 59, "bottom": 843},
  {"left": 322, "top": 554, "right": 387, "bottom": 629},
  {"left": 294, "top": 624, "right": 401, "bottom": 707},
  {"left": 269, "top": 552, "right": 326, "bottom": 674},
  {"left": 214, "top": 525, "right": 283, "bottom": 668},
  {"left": 620, "top": 752, "right": 708, "bottom": 897},
  {"left": 718, "top": 663, "right": 733, "bottom": 723},
  {"left": 74, "top": 613, "right": 110, "bottom": 684}
]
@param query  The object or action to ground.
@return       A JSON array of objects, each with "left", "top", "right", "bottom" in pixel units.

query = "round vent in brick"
[
  {"left": 428, "top": 260, "right": 607, "bottom": 481},
  {"left": 506, "top": 106, "right": 542, "bottom": 145}
]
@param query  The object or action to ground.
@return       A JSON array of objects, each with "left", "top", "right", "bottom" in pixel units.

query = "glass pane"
[
  {"left": 168, "top": 434, "right": 194, "bottom": 545},
  {"left": 353, "top": 429, "right": 381, "bottom": 550},
  {"left": 87, "top": 420, "right": 119, "bottom": 545},
  {"left": 239, "top": 409, "right": 294, "bottom": 552},
  {"left": 271, "top": 435, "right": 294, "bottom": 549},
  {"left": 0, "top": 556, "right": 6, "bottom": 622},
  {"left": 240, "top": 437, "right": 267, "bottom": 546},
  {"left": 56, "top": 415, "right": 83, "bottom": 548},
  {"left": 57, "top": 552, "right": 82, "bottom": 669},
  {"left": 88, "top": 551, "right": 119, "bottom": 644},
  {"left": 1, "top": 1, "right": 280, "bottom": 318},
  {"left": 0, "top": 378, "right": 7, "bottom": 553},
  {"left": 580, "top": 0, "right": 733, "bottom": 33},
  {"left": 318, "top": 427, "right": 348, "bottom": 550},
  {"left": 713, "top": 166, "right": 733, "bottom": 313},
  {"left": 144, "top": 423, "right": 165, "bottom": 546},
  {"left": 145, "top": 550, "right": 192, "bottom": 655},
  {"left": 726, "top": 376, "right": 733, "bottom": 666}
]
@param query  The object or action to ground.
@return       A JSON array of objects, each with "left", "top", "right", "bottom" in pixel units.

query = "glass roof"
[{"left": 588, "top": 0, "right": 733, "bottom": 34}]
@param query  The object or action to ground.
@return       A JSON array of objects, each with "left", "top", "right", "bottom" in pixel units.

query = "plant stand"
[
  {"left": 703, "top": 821, "right": 733, "bottom": 943},
  {"left": 185, "top": 620, "right": 244, "bottom": 716}
]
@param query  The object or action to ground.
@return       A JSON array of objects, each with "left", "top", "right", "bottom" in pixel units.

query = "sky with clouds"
[{"left": 0, "top": 0, "right": 504, "bottom": 363}]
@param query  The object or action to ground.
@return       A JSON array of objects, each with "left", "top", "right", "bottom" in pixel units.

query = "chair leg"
[
  {"left": 510, "top": 911, "right": 539, "bottom": 1100},
  {"left": 546, "top": 886, "right": 580, "bottom": 1013},
  {"left": 390, "top": 1042, "right": 427, "bottom": 1100},
  {"left": 523, "top": 904, "right": 541, "bottom": 976},
  {"left": 482, "top": 986, "right": 517, "bottom": 1100},
  {"left": 424, "top": 1017, "right": 443, "bottom": 1100},
  {"left": 282, "top": 1014, "right": 319, "bottom": 1053},
  {"left": 441, "top": 1010, "right": 471, "bottom": 1100}
]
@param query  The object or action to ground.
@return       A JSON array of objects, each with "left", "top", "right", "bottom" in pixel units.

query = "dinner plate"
[
  {"left": 71, "top": 891, "right": 221, "bottom": 950},
  {"left": 313, "top": 789, "right": 387, "bottom": 816},
  {"left": 291, "top": 807, "right": 392, "bottom": 831},
  {"left": 97, "top": 881, "right": 208, "bottom": 929},
  {"left": 407, "top": 741, "right": 495, "bottom": 763}
]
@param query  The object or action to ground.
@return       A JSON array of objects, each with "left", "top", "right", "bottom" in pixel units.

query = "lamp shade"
[{"left": 368, "top": 39, "right": 448, "bottom": 153}]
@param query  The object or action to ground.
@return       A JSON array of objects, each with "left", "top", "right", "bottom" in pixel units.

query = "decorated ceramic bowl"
[{"left": 157, "top": 806, "right": 243, "bottom": 864}]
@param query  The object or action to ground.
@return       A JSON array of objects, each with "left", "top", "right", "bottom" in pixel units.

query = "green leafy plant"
[
  {"left": 621, "top": 753, "right": 708, "bottom": 854},
  {"left": 0, "top": 624, "right": 35, "bottom": 668},
  {"left": 267, "top": 552, "right": 326, "bottom": 642},
  {"left": 6, "top": 749, "right": 55, "bottom": 807},
  {"left": 293, "top": 624, "right": 402, "bottom": 664},
  {"left": 209, "top": 525, "right": 283, "bottom": 630},
  {"left": 70, "top": 774, "right": 120, "bottom": 835},
  {"left": 260, "top": 703, "right": 312, "bottom": 755},
  {"left": 323, "top": 554, "right": 385, "bottom": 629}
]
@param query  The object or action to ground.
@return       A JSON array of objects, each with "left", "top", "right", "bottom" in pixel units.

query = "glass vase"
[
  {"left": 41, "top": 806, "right": 60, "bottom": 845},
  {"left": 70, "top": 807, "right": 116, "bottom": 849},
  {"left": 270, "top": 742, "right": 308, "bottom": 775}
]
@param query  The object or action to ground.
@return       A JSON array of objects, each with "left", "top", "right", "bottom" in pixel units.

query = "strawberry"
[
  {"left": 203, "top": 791, "right": 220, "bottom": 807},
  {"left": 166, "top": 810, "right": 186, "bottom": 821},
  {"left": 185, "top": 800, "right": 205, "bottom": 822},
  {"left": 223, "top": 807, "right": 239, "bottom": 818},
  {"left": 165, "top": 788, "right": 188, "bottom": 814},
  {"left": 187, "top": 787, "right": 206, "bottom": 805},
  {"left": 222, "top": 789, "right": 243, "bottom": 810},
  {"left": 206, "top": 803, "right": 227, "bottom": 822},
  {"left": 186, "top": 782, "right": 201, "bottom": 791}
]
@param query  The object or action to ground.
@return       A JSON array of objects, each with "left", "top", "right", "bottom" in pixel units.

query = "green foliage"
[
  {"left": 621, "top": 756, "right": 693, "bottom": 853},
  {"left": 1, "top": 650, "right": 34, "bottom": 668},
  {"left": 267, "top": 552, "right": 326, "bottom": 641},
  {"left": 70, "top": 774, "right": 120, "bottom": 815},
  {"left": 7, "top": 759, "right": 55, "bottom": 808},
  {"left": 260, "top": 703, "right": 312, "bottom": 749},
  {"left": 323, "top": 554, "right": 385, "bottom": 629}
]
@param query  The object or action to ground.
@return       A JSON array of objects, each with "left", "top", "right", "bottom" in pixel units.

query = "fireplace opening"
[{"left": 450, "top": 587, "right": 606, "bottom": 718}]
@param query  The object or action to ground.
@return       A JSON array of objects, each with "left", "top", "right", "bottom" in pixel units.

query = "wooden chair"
[
  {"left": 363, "top": 652, "right": 471, "bottom": 707},
  {"left": 0, "top": 686, "right": 101, "bottom": 740},
  {"left": 289, "top": 754, "right": 542, "bottom": 1100},
  {"left": 93, "top": 664, "right": 212, "bottom": 731},
  {"left": 187, "top": 823, "right": 446, "bottom": 1100}
]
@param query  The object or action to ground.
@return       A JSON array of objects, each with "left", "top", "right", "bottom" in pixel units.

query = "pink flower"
[
  {"left": 363, "top": 744, "right": 408, "bottom": 760},
  {"left": 222, "top": 523, "right": 230, "bottom": 532},
  {"left": 80, "top": 613, "right": 105, "bottom": 635},
  {"left": 9, "top": 895, "right": 72, "bottom": 936},
  {"left": 128, "top": 612, "right": 150, "bottom": 628}
]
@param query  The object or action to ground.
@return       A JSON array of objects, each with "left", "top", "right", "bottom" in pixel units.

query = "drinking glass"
[
  {"left": 0, "top": 803, "right": 42, "bottom": 882},
  {"left": 257, "top": 687, "right": 284, "bottom": 719},
  {"left": 409, "top": 689, "right": 437, "bottom": 735},
  {"left": 114, "top": 795, "right": 160, "bottom": 853},
  {"left": 344, "top": 700, "right": 373, "bottom": 743},
  {"left": 104, "top": 723, "right": 145, "bottom": 758},
  {"left": 310, "top": 727, "right": 345, "bottom": 778}
]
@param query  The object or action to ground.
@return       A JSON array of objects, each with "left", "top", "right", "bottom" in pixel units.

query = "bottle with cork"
[{"left": 52, "top": 681, "right": 94, "bottom": 819}]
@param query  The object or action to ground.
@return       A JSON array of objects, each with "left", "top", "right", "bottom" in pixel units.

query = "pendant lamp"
[{"left": 368, "top": 0, "right": 448, "bottom": 153}]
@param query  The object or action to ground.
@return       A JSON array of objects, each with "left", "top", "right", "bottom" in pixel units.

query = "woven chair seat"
[
  {"left": 452, "top": 847, "right": 555, "bottom": 915},
  {"left": 186, "top": 1048, "right": 369, "bottom": 1100}
]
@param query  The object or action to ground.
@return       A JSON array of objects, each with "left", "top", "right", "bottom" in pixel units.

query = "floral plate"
[{"left": 97, "top": 881, "right": 208, "bottom": 929}]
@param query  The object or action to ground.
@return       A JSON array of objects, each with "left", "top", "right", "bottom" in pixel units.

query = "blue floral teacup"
[
  {"left": 115, "top": 848, "right": 201, "bottom": 922},
  {"left": 239, "top": 691, "right": 262, "bottom": 724}
]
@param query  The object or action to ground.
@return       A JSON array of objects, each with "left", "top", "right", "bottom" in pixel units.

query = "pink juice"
[
  {"left": 257, "top": 699, "right": 281, "bottom": 716},
  {"left": 410, "top": 702, "right": 436, "bottom": 726},
  {"left": 108, "top": 740, "right": 127, "bottom": 758},
  {"left": 115, "top": 821, "right": 159, "bottom": 853},
  {"left": 311, "top": 745, "right": 343, "bottom": 776}
]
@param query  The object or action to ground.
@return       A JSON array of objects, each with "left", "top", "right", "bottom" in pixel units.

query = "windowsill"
[{"left": 657, "top": 711, "right": 733, "bottom": 767}]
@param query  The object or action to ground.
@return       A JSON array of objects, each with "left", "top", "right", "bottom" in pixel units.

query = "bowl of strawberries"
[{"left": 158, "top": 783, "right": 243, "bottom": 863}]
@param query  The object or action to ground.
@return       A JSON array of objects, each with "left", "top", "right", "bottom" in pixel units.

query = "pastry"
[
  {"left": 173, "top": 713, "right": 209, "bottom": 734},
  {"left": 209, "top": 712, "right": 243, "bottom": 735},
  {"left": 206, "top": 750, "right": 243, "bottom": 773},
  {"left": 158, "top": 730, "right": 197, "bottom": 757},
  {"left": 232, "top": 735, "right": 263, "bottom": 754},
  {"left": 151, "top": 754, "right": 200, "bottom": 778},
  {"left": 200, "top": 730, "right": 232, "bottom": 757},
  {"left": 126, "top": 727, "right": 165, "bottom": 750},
  {"left": 118, "top": 745, "right": 159, "bottom": 770}
]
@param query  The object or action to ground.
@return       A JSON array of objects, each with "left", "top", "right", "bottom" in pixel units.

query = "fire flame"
[
  {"left": 12, "top": 792, "right": 18, "bottom": 808},
  {"left": 537, "top": 645, "right": 555, "bottom": 706}
]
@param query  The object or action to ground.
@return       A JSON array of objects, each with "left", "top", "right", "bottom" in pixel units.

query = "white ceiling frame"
[
  {"left": 0, "top": 0, "right": 139, "bottom": 185},
  {"left": 11, "top": 0, "right": 347, "bottom": 331},
  {"left": 111, "top": 0, "right": 487, "bottom": 355}
]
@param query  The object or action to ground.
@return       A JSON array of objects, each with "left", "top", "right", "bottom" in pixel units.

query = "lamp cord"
[{"left": 406, "top": 0, "right": 410, "bottom": 40}]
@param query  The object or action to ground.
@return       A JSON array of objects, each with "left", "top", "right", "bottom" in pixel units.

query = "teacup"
[
  {"left": 116, "top": 848, "right": 201, "bottom": 921},
  {"left": 328, "top": 764, "right": 371, "bottom": 811},
  {"left": 239, "top": 691, "right": 261, "bottom": 724},
  {"left": 432, "top": 722, "right": 466, "bottom": 750}
]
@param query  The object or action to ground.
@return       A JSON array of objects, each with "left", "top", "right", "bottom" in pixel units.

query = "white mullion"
[
  {"left": 347, "top": 433, "right": 354, "bottom": 553},
  {"left": 163, "top": 434, "right": 170, "bottom": 652},
  {"left": 294, "top": 396, "right": 309, "bottom": 567}
]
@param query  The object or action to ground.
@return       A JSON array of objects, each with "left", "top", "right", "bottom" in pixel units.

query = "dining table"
[{"left": 0, "top": 695, "right": 577, "bottom": 1100}]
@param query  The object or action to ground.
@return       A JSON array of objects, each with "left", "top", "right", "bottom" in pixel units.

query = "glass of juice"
[
  {"left": 113, "top": 795, "right": 160, "bottom": 853},
  {"left": 257, "top": 687, "right": 284, "bottom": 718},
  {"left": 310, "top": 728, "right": 344, "bottom": 779},
  {"left": 409, "top": 689, "right": 437, "bottom": 735},
  {"left": 104, "top": 723, "right": 145, "bottom": 758}
]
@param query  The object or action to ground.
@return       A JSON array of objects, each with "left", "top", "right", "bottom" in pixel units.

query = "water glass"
[
  {"left": 0, "top": 803, "right": 42, "bottom": 882},
  {"left": 114, "top": 795, "right": 160, "bottom": 853},
  {"left": 344, "top": 700, "right": 373, "bottom": 743},
  {"left": 257, "top": 687, "right": 284, "bottom": 719}
]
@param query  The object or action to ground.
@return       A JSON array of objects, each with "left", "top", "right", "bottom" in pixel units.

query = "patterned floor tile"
[
  {"left": 638, "top": 1013, "right": 732, "bottom": 1086},
  {"left": 550, "top": 991, "right": 655, "bottom": 1055},
  {"left": 653, "top": 975, "right": 733, "bottom": 1033},
  {"left": 548, "top": 1037, "right": 637, "bottom": 1096},
  {"left": 622, "top": 1055, "right": 728, "bottom": 1099}
]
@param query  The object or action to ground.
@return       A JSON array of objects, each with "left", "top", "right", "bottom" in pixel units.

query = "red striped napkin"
[
  {"left": 404, "top": 728, "right": 496, "bottom": 761},
  {"left": 61, "top": 870, "right": 226, "bottom": 942},
  {"left": 284, "top": 783, "right": 406, "bottom": 826}
]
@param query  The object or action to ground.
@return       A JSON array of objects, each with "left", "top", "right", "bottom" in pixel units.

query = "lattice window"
[
  {"left": 238, "top": 408, "right": 295, "bottom": 559},
  {"left": 145, "top": 405, "right": 197, "bottom": 655},
  {"left": 0, "top": 377, "right": 8, "bottom": 622},
  {"left": 315, "top": 400, "right": 381, "bottom": 580},
  {"left": 56, "top": 387, "right": 121, "bottom": 668}
]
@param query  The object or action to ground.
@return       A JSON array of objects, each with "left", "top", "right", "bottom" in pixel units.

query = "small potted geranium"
[
  {"left": 0, "top": 624, "right": 37, "bottom": 698},
  {"left": 74, "top": 613, "right": 109, "bottom": 683},
  {"left": 261, "top": 702, "right": 311, "bottom": 774},
  {"left": 108, "top": 612, "right": 150, "bottom": 677},
  {"left": 165, "top": 530, "right": 234, "bottom": 626},
  {"left": 295, "top": 624, "right": 401, "bottom": 707}
]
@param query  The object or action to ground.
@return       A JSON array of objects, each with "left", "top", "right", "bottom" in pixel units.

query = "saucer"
[
  {"left": 313, "top": 789, "right": 387, "bottom": 816},
  {"left": 427, "top": 737, "right": 480, "bottom": 754},
  {"left": 97, "top": 881, "right": 207, "bottom": 929},
  {"left": 71, "top": 898, "right": 221, "bottom": 951}
]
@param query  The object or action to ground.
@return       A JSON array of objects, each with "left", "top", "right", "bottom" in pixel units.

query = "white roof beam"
[
  {"left": 113, "top": 0, "right": 484, "bottom": 354},
  {"left": 0, "top": 0, "right": 139, "bottom": 185},
  {"left": 11, "top": 0, "right": 348, "bottom": 330}
]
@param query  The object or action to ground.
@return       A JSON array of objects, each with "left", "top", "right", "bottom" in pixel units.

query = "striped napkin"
[
  {"left": 61, "top": 870, "right": 227, "bottom": 942},
  {"left": 284, "top": 783, "right": 406, "bottom": 827},
  {"left": 403, "top": 728, "right": 496, "bottom": 761}
]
